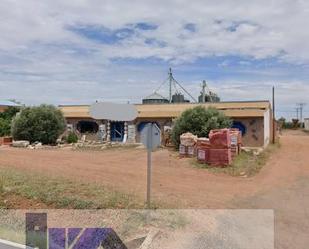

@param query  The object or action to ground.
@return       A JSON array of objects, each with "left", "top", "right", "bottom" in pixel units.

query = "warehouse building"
[{"left": 59, "top": 100, "right": 273, "bottom": 147}]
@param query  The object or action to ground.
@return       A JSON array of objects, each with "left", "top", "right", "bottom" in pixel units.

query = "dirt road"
[
  {"left": 1, "top": 131, "right": 309, "bottom": 207},
  {"left": 1, "top": 130, "right": 309, "bottom": 248}
]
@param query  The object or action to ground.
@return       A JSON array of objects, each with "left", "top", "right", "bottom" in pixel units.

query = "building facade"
[{"left": 59, "top": 101, "right": 273, "bottom": 147}]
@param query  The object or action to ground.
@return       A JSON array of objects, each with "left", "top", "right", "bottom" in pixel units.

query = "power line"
[{"left": 172, "top": 77, "right": 198, "bottom": 102}]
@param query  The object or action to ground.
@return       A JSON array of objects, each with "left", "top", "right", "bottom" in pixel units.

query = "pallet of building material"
[
  {"left": 196, "top": 137, "right": 211, "bottom": 148},
  {"left": 208, "top": 148, "right": 232, "bottom": 166},
  {"left": 0, "top": 136, "right": 13, "bottom": 146},
  {"left": 180, "top": 132, "right": 197, "bottom": 147},
  {"left": 187, "top": 145, "right": 196, "bottom": 157},
  {"left": 209, "top": 129, "right": 231, "bottom": 149},
  {"left": 197, "top": 147, "right": 210, "bottom": 163},
  {"left": 179, "top": 144, "right": 187, "bottom": 157},
  {"left": 229, "top": 128, "right": 242, "bottom": 146},
  {"left": 231, "top": 145, "right": 239, "bottom": 159}
]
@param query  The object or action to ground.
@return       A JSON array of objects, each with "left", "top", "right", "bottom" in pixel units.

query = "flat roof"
[
  {"left": 59, "top": 101, "right": 271, "bottom": 119},
  {"left": 0, "top": 100, "right": 21, "bottom": 107}
]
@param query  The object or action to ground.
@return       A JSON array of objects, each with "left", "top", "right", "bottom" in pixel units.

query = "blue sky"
[{"left": 0, "top": 0, "right": 309, "bottom": 120}]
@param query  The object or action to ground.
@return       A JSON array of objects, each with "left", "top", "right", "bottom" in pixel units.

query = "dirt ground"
[
  {"left": 0, "top": 130, "right": 308, "bottom": 207},
  {"left": 1, "top": 129, "right": 309, "bottom": 248}
]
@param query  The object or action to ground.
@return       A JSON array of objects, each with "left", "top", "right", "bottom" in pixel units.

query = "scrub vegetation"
[
  {"left": 171, "top": 106, "right": 232, "bottom": 148},
  {"left": 0, "top": 167, "right": 146, "bottom": 209},
  {"left": 0, "top": 106, "right": 20, "bottom": 136},
  {"left": 66, "top": 131, "right": 78, "bottom": 143},
  {"left": 11, "top": 104, "right": 66, "bottom": 144},
  {"left": 192, "top": 142, "right": 280, "bottom": 177}
]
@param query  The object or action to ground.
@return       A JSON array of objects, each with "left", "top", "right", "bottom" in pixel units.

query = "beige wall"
[
  {"left": 134, "top": 117, "right": 173, "bottom": 143},
  {"left": 65, "top": 116, "right": 266, "bottom": 147},
  {"left": 233, "top": 117, "right": 265, "bottom": 147}
]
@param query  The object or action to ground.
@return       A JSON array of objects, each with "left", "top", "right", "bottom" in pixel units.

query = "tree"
[
  {"left": 11, "top": 105, "right": 66, "bottom": 144},
  {"left": 171, "top": 106, "right": 232, "bottom": 147},
  {"left": 0, "top": 106, "right": 20, "bottom": 136}
]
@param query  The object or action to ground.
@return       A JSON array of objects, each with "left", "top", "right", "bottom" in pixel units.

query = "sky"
[{"left": 0, "top": 0, "right": 309, "bottom": 120}]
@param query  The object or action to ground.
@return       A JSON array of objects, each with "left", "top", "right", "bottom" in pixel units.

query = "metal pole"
[
  {"left": 146, "top": 124, "right": 153, "bottom": 208},
  {"left": 202, "top": 80, "right": 206, "bottom": 103},
  {"left": 300, "top": 104, "right": 303, "bottom": 127},
  {"left": 296, "top": 103, "right": 306, "bottom": 128},
  {"left": 296, "top": 107, "right": 299, "bottom": 120},
  {"left": 169, "top": 68, "right": 172, "bottom": 103},
  {"left": 272, "top": 86, "right": 276, "bottom": 144}
]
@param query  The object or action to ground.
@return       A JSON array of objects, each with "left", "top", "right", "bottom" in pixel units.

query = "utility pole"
[
  {"left": 202, "top": 80, "right": 206, "bottom": 103},
  {"left": 168, "top": 68, "right": 172, "bottom": 103},
  {"left": 296, "top": 103, "right": 306, "bottom": 127},
  {"left": 272, "top": 86, "right": 276, "bottom": 144}
]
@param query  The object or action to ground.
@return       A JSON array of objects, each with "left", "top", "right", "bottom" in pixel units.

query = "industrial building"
[{"left": 59, "top": 100, "right": 273, "bottom": 147}]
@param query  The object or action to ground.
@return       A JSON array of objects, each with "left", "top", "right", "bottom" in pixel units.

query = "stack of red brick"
[
  {"left": 196, "top": 137, "right": 211, "bottom": 162},
  {"left": 208, "top": 129, "right": 232, "bottom": 166},
  {"left": 196, "top": 128, "right": 242, "bottom": 166},
  {"left": 0, "top": 136, "right": 13, "bottom": 146}
]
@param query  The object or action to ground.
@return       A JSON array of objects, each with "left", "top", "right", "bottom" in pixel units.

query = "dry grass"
[
  {"left": 0, "top": 167, "right": 154, "bottom": 209},
  {"left": 192, "top": 142, "right": 280, "bottom": 177}
]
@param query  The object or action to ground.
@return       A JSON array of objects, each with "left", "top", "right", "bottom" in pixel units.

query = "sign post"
[
  {"left": 146, "top": 123, "right": 153, "bottom": 208},
  {"left": 142, "top": 123, "right": 161, "bottom": 208}
]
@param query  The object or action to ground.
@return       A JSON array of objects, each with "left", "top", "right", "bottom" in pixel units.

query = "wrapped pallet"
[
  {"left": 209, "top": 129, "right": 231, "bottom": 149},
  {"left": 229, "top": 128, "right": 242, "bottom": 159},
  {"left": 180, "top": 132, "right": 197, "bottom": 146},
  {"left": 208, "top": 148, "right": 232, "bottom": 166},
  {"left": 196, "top": 138, "right": 211, "bottom": 163},
  {"left": 208, "top": 129, "right": 232, "bottom": 166},
  {"left": 180, "top": 132, "right": 197, "bottom": 157}
]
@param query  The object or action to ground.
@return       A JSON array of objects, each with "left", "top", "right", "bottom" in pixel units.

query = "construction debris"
[{"left": 12, "top": 140, "right": 30, "bottom": 148}]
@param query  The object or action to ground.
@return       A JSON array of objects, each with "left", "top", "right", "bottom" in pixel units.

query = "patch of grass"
[
  {"left": 192, "top": 142, "right": 280, "bottom": 177},
  {"left": 0, "top": 176, "right": 4, "bottom": 194},
  {"left": 74, "top": 143, "right": 142, "bottom": 152},
  {"left": 0, "top": 168, "right": 148, "bottom": 209}
]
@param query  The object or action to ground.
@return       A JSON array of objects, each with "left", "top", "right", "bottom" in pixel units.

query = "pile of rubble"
[{"left": 11, "top": 140, "right": 43, "bottom": 149}]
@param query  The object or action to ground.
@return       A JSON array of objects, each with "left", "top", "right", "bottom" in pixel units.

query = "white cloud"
[
  {"left": 0, "top": 0, "right": 308, "bottom": 119},
  {"left": 0, "top": 0, "right": 309, "bottom": 62}
]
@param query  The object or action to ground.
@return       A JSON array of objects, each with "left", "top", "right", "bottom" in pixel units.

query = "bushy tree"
[
  {"left": 0, "top": 107, "right": 20, "bottom": 136},
  {"left": 171, "top": 106, "right": 232, "bottom": 147},
  {"left": 11, "top": 105, "right": 66, "bottom": 144}
]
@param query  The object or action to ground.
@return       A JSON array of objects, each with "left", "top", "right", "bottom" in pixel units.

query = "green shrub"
[
  {"left": 0, "top": 106, "right": 20, "bottom": 136},
  {"left": 67, "top": 132, "right": 78, "bottom": 143},
  {"left": 0, "top": 118, "right": 11, "bottom": 137},
  {"left": 11, "top": 104, "right": 66, "bottom": 144},
  {"left": 171, "top": 106, "right": 232, "bottom": 148}
]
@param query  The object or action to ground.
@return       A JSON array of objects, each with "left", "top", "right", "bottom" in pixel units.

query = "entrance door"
[{"left": 111, "top": 121, "right": 125, "bottom": 142}]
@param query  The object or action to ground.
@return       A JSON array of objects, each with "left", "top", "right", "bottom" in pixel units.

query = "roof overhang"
[{"left": 59, "top": 101, "right": 271, "bottom": 119}]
